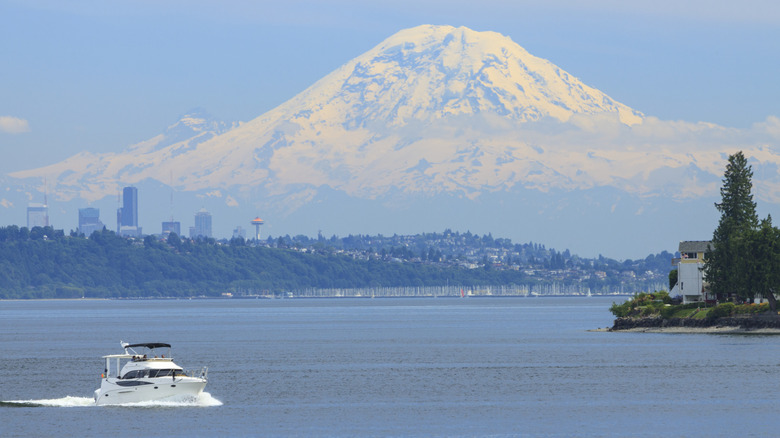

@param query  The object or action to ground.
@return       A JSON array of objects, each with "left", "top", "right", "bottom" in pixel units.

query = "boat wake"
[
  {"left": 117, "top": 392, "right": 223, "bottom": 407},
  {"left": 1, "top": 392, "right": 222, "bottom": 408},
  {"left": 1, "top": 396, "right": 95, "bottom": 408}
]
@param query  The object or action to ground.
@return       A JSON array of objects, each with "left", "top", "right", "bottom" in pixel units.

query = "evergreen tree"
[
  {"left": 736, "top": 215, "right": 780, "bottom": 310},
  {"left": 705, "top": 151, "right": 759, "bottom": 300},
  {"left": 668, "top": 269, "right": 678, "bottom": 291}
]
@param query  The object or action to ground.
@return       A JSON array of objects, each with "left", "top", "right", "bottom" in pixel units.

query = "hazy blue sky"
[{"left": 2, "top": 0, "right": 779, "bottom": 175}]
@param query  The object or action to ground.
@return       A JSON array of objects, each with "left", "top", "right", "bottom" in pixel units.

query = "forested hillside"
[{"left": 0, "top": 226, "right": 536, "bottom": 299}]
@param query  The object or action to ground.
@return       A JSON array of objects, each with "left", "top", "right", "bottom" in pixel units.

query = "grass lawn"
[{"left": 669, "top": 308, "right": 699, "bottom": 318}]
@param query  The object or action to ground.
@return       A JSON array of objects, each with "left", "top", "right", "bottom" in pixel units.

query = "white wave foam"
[
  {"left": 114, "top": 392, "right": 222, "bottom": 407},
  {"left": 5, "top": 396, "right": 95, "bottom": 407},
  {"left": 4, "top": 392, "right": 221, "bottom": 408}
]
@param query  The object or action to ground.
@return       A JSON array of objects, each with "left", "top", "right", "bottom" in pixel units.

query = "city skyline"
[{"left": 16, "top": 186, "right": 266, "bottom": 241}]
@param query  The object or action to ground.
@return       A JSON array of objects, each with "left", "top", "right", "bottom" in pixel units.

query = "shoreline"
[
  {"left": 593, "top": 326, "right": 780, "bottom": 334},
  {"left": 605, "top": 314, "right": 780, "bottom": 334},
  {"left": 0, "top": 294, "right": 628, "bottom": 301}
]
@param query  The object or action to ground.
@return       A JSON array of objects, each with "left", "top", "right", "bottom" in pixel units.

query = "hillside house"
[{"left": 670, "top": 241, "right": 713, "bottom": 304}]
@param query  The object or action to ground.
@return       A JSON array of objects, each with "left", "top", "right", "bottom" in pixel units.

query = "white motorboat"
[{"left": 94, "top": 341, "right": 208, "bottom": 406}]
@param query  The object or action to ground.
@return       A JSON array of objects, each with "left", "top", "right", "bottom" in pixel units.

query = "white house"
[{"left": 670, "top": 241, "right": 714, "bottom": 304}]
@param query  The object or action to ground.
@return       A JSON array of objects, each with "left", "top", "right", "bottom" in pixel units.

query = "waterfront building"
[
  {"left": 670, "top": 241, "right": 713, "bottom": 304},
  {"left": 27, "top": 203, "right": 49, "bottom": 228},
  {"left": 78, "top": 207, "right": 104, "bottom": 236}
]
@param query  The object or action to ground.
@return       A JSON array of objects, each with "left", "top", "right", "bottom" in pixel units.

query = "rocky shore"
[{"left": 609, "top": 313, "right": 780, "bottom": 333}]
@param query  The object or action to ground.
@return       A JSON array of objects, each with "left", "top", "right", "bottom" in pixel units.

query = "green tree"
[
  {"left": 668, "top": 269, "right": 678, "bottom": 291},
  {"left": 705, "top": 151, "right": 759, "bottom": 301},
  {"left": 736, "top": 216, "right": 780, "bottom": 310},
  {"left": 167, "top": 232, "right": 182, "bottom": 249}
]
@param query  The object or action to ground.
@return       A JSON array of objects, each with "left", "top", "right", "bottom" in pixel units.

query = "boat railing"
[{"left": 184, "top": 366, "right": 208, "bottom": 380}]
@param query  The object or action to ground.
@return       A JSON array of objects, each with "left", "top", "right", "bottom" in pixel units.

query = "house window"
[{"left": 682, "top": 252, "right": 698, "bottom": 260}]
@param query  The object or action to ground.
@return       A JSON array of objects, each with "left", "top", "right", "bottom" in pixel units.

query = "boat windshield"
[{"left": 121, "top": 369, "right": 186, "bottom": 379}]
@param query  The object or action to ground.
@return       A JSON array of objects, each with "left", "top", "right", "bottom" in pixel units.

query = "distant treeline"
[
  {"left": 0, "top": 226, "right": 541, "bottom": 299},
  {"left": 269, "top": 229, "right": 673, "bottom": 275}
]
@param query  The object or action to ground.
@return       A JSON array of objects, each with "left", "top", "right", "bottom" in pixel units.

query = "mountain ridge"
[
  {"left": 4, "top": 24, "right": 779, "bottom": 258},
  {"left": 10, "top": 24, "right": 648, "bottom": 203}
]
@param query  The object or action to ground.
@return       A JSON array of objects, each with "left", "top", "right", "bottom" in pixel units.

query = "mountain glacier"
[{"left": 6, "top": 25, "right": 780, "bottom": 258}]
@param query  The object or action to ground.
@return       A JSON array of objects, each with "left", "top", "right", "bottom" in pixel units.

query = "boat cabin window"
[
  {"left": 121, "top": 370, "right": 148, "bottom": 379},
  {"left": 149, "top": 369, "right": 175, "bottom": 378},
  {"left": 121, "top": 369, "right": 180, "bottom": 379}
]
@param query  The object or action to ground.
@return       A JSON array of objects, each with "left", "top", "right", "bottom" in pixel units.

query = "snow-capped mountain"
[
  {"left": 6, "top": 25, "right": 780, "bottom": 257},
  {"left": 12, "top": 25, "right": 648, "bottom": 200}
]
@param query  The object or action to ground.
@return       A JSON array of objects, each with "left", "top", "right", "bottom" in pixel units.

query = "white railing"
[{"left": 185, "top": 366, "right": 208, "bottom": 380}]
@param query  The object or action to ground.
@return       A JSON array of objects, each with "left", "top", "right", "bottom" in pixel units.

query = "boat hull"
[{"left": 94, "top": 377, "right": 207, "bottom": 406}]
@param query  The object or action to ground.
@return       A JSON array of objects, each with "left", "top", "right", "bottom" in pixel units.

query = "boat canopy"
[{"left": 126, "top": 343, "right": 171, "bottom": 349}]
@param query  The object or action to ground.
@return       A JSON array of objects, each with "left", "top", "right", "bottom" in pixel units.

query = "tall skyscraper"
[
  {"left": 121, "top": 186, "right": 138, "bottom": 227},
  {"left": 118, "top": 186, "right": 141, "bottom": 237},
  {"left": 78, "top": 207, "right": 104, "bottom": 236},
  {"left": 190, "top": 208, "right": 212, "bottom": 238},
  {"left": 26, "top": 203, "right": 49, "bottom": 228}
]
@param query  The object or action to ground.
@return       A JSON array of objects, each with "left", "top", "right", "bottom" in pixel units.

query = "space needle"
[{"left": 251, "top": 217, "right": 264, "bottom": 241}]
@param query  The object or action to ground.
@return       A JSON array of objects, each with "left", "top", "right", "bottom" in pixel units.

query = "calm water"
[{"left": 1, "top": 296, "right": 779, "bottom": 437}]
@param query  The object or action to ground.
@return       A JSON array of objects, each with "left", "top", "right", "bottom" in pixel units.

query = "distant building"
[
  {"left": 78, "top": 207, "right": 104, "bottom": 236},
  {"left": 121, "top": 186, "right": 138, "bottom": 227},
  {"left": 251, "top": 217, "right": 264, "bottom": 240},
  {"left": 190, "top": 208, "right": 212, "bottom": 239},
  {"left": 27, "top": 203, "right": 49, "bottom": 228},
  {"left": 162, "top": 221, "right": 181, "bottom": 236},
  {"left": 670, "top": 241, "right": 713, "bottom": 304},
  {"left": 118, "top": 224, "right": 142, "bottom": 237},
  {"left": 232, "top": 225, "right": 246, "bottom": 239},
  {"left": 117, "top": 186, "right": 141, "bottom": 237}
]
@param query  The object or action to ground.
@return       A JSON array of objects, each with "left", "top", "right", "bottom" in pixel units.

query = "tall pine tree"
[{"left": 705, "top": 151, "right": 759, "bottom": 300}]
